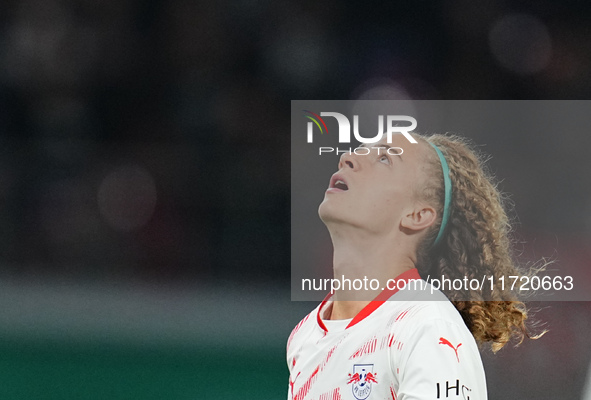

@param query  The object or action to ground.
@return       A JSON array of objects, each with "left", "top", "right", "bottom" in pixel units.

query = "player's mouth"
[{"left": 327, "top": 174, "right": 349, "bottom": 193}]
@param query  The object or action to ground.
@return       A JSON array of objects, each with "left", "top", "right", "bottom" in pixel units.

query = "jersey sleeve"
[{"left": 392, "top": 317, "right": 487, "bottom": 400}]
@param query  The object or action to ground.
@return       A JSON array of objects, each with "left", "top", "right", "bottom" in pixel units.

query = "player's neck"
[{"left": 328, "top": 231, "right": 415, "bottom": 320}]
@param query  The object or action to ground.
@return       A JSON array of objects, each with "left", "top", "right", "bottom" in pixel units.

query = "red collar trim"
[{"left": 316, "top": 268, "right": 422, "bottom": 332}]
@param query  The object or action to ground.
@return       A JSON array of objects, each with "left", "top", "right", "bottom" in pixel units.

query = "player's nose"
[{"left": 338, "top": 151, "right": 360, "bottom": 171}]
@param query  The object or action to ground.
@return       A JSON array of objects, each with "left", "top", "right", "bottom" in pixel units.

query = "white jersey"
[{"left": 287, "top": 269, "right": 487, "bottom": 400}]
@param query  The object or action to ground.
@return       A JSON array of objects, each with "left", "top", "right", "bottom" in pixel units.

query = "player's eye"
[{"left": 379, "top": 155, "right": 390, "bottom": 164}]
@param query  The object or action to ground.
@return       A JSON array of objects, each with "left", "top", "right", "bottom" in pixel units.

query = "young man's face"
[{"left": 318, "top": 135, "right": 430, "bottom": 236}]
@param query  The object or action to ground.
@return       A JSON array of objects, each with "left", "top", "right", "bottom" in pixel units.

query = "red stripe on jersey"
[
  {"left": 388, "top": 333, "right": 396, "bottom": 348},
  {"left": 294, "top": 341, "right": 341, "bottom": 400},
  {"left": 387, "top": 306, "right": 414, "bottom": 329},
  {"left": 396, "top": 310, "right": 409, "bottom": 321},
  {"left": 349, "top": 336, "right": 378, "bottom": 359},
  {"left": 380, "top": 334, "right": 387, "bottom": 349},
  {"left": 319, "top": 387, "right": 342, "bottom": 400},
  {"left": 378, "top": 333, "right": 397, "bottom": 349},
  {"left": 316, "top": 268, "right": 421, "bottom": 332},
  {"left": 294, "top": 365, "right": 319, "bottom": 400},
  {"left": 390, "top": 386, "right": 398, "bottom": 399},
  {"left": 288, "top": 313, "right": 311, "bottom": 352},
  {"left": 316, "top": 292, "right": 332, "bottom": 332}
]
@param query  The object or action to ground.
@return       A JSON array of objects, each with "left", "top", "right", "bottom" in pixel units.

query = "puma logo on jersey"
[{"left": 439, "top": 337, "right": 462, "bottom": 362}]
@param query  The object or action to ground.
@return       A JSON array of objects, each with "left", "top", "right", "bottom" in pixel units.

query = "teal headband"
[{"left": 429, "top": 142, "right": 452, "bottom": 247}]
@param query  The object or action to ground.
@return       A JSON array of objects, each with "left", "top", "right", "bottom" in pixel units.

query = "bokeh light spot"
[{"left": 489, "top": 13, "right": 552, "bottom": 75}]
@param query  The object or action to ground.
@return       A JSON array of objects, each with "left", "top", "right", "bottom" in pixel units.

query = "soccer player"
[{"left": 287, "top": 133, "right": 540, "bottom": 399}]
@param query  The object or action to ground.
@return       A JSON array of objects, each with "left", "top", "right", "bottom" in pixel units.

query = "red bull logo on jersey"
[{"left": 348, "top": 364, "right": 378, "bottom": 399}]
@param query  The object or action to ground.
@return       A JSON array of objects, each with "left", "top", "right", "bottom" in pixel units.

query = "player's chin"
[
  {"left": 318, "top": 201, "right": 336, "bottom": 224},
  {"left": 318, "top": 201, "right": 329, "bottom": 221},
  {"left": 318, "top": 202, "right": 350, "bottom": 226}
]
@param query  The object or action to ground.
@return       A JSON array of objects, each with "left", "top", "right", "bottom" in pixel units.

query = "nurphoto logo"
[{"left": 303, "top": 110, "right": 418, "bottom": 155}]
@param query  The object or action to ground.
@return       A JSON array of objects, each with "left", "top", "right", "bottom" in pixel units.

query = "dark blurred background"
[{"left": 0, "top": 0, "right": 590, "bottom": 399}]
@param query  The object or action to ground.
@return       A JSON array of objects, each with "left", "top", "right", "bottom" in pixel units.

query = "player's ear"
[{"left": 400, "top": 204, "right": 437, "bottom": 232}]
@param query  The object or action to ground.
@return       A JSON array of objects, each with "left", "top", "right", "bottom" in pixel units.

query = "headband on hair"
[{"left": 429, "top": 142, "right": 452, "bottom": 247}]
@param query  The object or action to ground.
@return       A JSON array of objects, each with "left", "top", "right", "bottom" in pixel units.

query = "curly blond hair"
[{"left": 414, "top": 133, "right": 543, "bottom": 353}]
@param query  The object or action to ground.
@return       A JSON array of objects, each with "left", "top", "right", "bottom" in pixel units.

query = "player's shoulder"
[
  {"left": 389, "top": 281, "right": 465, "bottom": 325},
  {"left": 390, "top": 299, "right": 479, "bottom": 359},
  {"left": 412, "top": 302, "right": 472, "bottom": 338},
  {"left": 398, "top": 299, "right": 467, "bottom": 329},
  {"left": 286, "top": 305, "right": 319, "bottom": 353},
  {"left": 383, "top": 288, "right": 472, "bottom": 343},
  {"left": 409, "top": 299, "right": 463, "bottom": 320}
]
